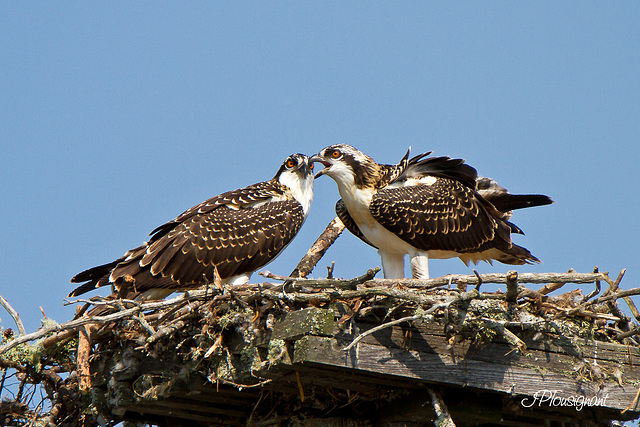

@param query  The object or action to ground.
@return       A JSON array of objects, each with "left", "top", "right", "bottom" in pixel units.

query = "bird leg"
[
  {"left": 379, "top": 251, "right": 405, "bottom": 279},
  {"left": 409, "top": 252, "right": 430, "bottom": 280}
]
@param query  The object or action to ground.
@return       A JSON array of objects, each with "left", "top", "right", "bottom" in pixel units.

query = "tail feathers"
[
  {"left": 476, "top": 176, "right": 553, "bottom": 213},
  {"left": 506, "top": 220, "right": 525, "bottom": 235},
  {"left": 70, "top": 259, "right": 121, "bottom": 284},
  {"left": 497, "top": 244, "right": 541, "bottom": 265},
  {"left": 506, "top": 245, "right": 542, "bottom": 265},
  {"left": 69, "top": 259, "right": 122, "bottom": 297},
  {"left": 68, "top": 280, "right": 106, "bottom": 297},
  {"left": 488, "top": 193, "right": 554, "bottom": 214}
]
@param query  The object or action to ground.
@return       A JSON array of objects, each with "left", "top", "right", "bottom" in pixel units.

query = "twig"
[
  {"left": 538, "top": 282, "right": 567, "bottom": 296},
  {"left": 212, "top": 376, "right": 273, "bottom": 391},
  {"left": 623, "top": 296, "right": 640, "bottom": 322},
  {"left": 0, "top": 292, "right": 209, "bottom": 353},
  {"left": 602, "top": 269, "right": 626, "bottom": 298},
  {"left": 614, "top": 326, "right": 640, "bottom": 342},
  {"left": 581, "top": 267, "right": 602, "bottom": 303},
  {"left": 427, "top": 388, "right": 456, "bottom": 427},
  {"left": 479, "top": 317, "right": 527, "bottom": 354},
  {"left": 370, "top": 271, "right": 606, "bottom": 290},
  {"left": 585, "top": 287, "right": 640, "bottom": 307},
  {"left": 77, "top": 326, "right": 92, "bottom": 392},
  {"left": 0, "top": 294, "right": 26, "bottom": 336},
  {"left": 343, "top": 290, "right": 478, "bottom": 351},
  {"left": 538, "top": 303, "right": 622, "bottom": 322},
  {"left": 203, "top": 334, "right": 224, "bottom": 359},
  {"left": 0, "top": 367, "right": 7, "bottom": 396},
  {"left": 295, "top": 371, "right": 305, "bottom": 402},
  {"left": 327, "top": 261, "right": 335, "bottom": 279},
  {"left": 289, "top": 216, "right": 345, "bottom": 278},
  {"left": 133, "top": 314, "right": 156, "bottom": 336},
  {"left": 248, "top": 390, "right": 267, "bottom": 425},
  {"left": 621, "top": 384, "right": 640, "bottom": 414},
  {"left": 342, "top": 314, "right": 424, "bottom": 351},
  {"left": 147, "top": 320, "right": 187, "bottom": 345},
  {"left": 260, "top": 267, "right": 380, "bottom": 290},
  {"left": 261, "top": 284, "right": 433, "bottom": 306},
  {"left": 505, "top": 270, "right": 518, "bottom": 303}
]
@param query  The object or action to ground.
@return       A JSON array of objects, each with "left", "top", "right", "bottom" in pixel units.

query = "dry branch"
[
  {"left": 368, "top": 271, "right": 607, "bottom": 290},
  {"left": 260, "top": 267, "right": 380, "bottom": 289},
  {"left": 0, "top": 293, "right": 26, "bottom": 336},
  {"left": 77, "top": 326, "right": 92, "bottom": 392},
  {"left": 505, "top": 270, "right": 518, "bottom": 303},
  {"left": 427, "top": 389, "right": 456, "bottom": 427},
  {"left": 0, "top": 291, "right": 215, "bottom": 353},
  {"left": 289, "top": 216, "right": 345, "bottom": 278}
]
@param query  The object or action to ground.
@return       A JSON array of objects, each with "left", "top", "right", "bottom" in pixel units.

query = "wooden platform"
[{"left": 107, "top": 306, "right": 640, "bottom": 426}]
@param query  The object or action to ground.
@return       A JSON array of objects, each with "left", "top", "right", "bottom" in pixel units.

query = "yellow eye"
[
  {"left": 286, "top": 159, "right": 296, "bottom": 168},
  {"left": 309, "top": 163, "right": 314, "bottom": 170},
  {"left": 330, "top": 149, "right": 341, "bottom": 159}
]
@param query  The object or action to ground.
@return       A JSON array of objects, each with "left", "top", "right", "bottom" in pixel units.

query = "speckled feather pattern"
[
  {"left": 70, "top": 154, "right": 313, "bottom": 297},
  {"left": 369, "top": 177, "right": 512, "bottom": 254},
  {"left": 115, "top": 197, "right": 305, "bottom": 288},
  {"left": 314, "top": 144, "right": 546, "bottom": 269}
]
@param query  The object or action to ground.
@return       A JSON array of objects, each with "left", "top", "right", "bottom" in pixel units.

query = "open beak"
[{"left": 310, "top": 154, "right": 331, "bottom": 179}]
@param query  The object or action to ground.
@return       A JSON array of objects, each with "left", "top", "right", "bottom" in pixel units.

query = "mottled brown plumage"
[
  {"left": 70, "top": 154, "right": 314, "bottom": 298},
  {"left": 312, "top": 144, "right": 552, "bottom": 279}
]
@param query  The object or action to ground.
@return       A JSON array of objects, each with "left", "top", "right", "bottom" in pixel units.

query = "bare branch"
[
  {"left": 289, "top": 216, "right": 345, "bottom": 278},
  {"left": 0, "top": 293, "right": 26, "bottom": 336},
  {"left": 427, "top": 388, "right": 456, "bottom": 427},
  {"left": 77, "top": 326, "right": 92, "bottom": 392},
  {"left": 505, "top": 270, "right": 518, "bottom": 303},
  {"left": 342, "top": 314, "right": 424, "bottom": 351},
  {"left": 261, "top": 267, "right": 381, "bottom": 289},
  {"left": 614, "top": 326, "right": 640, "bottom": 342},
  {"left": 0, "top": 292, "right": 213, "bottom": 353},
  {"left": 585, "top": 287, "right": 640, "bottom": 307},
  {"left": 369, "top": 271, "right": 607, "bottom": 290},
  {"left": 479, "top": 317, "right": 527, "bottom": 354}
]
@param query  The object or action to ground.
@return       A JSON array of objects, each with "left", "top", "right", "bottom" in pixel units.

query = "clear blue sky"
[{"left": 1, "top": 3, "right": 639, "bottom": 334}]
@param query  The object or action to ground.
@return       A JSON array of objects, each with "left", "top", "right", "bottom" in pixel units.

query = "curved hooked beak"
[
  {"left": 310, "top": 154, "right": 331, "bottom": 179},
  {"left": 299, "top": 158, "right": 313, "bottom": 176}
]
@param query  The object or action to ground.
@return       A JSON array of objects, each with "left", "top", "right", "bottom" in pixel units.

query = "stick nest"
[{"left": 1, "top": 219, "right": 639, "bottom": 425}]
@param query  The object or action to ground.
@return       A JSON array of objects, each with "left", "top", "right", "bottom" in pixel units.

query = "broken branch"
[{"left": 0, "top": 293, "right": 26, "bottom": 336}]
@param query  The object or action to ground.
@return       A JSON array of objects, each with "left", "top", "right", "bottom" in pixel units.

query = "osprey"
[
  {"left": 311, "top": 144, "right": 552, "bottom": 279},
  {"left": 70, "top": 153, "right": 314, "bottom": 299}
]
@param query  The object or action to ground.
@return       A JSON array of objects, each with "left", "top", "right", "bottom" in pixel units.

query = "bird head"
[
  {"left": 275, "top": 153, "right": 314, "bottom": 213},
  {"left": 274, "top": 153, "right": 314, "bottom": 179},
  {"left": 311, "top": 144, "right": 379, "bottom": 189}
]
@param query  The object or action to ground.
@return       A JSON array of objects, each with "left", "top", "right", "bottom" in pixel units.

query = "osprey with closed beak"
[
  {"left": 70, "top": 153, "right": 314, "bottom": 299},
  {"left": 311, "top": 144, "right": 552, "bottom": 279}
]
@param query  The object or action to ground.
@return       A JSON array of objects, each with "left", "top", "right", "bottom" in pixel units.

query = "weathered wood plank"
[
  {"left": 292, "top": 335, "right": 639, "bottom": 413},
  {"left": 349, "top": 319, "right": 640, "bottom": 374}
]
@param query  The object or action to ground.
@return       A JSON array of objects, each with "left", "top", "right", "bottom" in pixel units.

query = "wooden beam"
[{"left": 290, "top": 334, "right": 639, "bottom": 413}]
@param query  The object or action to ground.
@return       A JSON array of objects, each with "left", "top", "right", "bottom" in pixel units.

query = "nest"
[{"left": 1, "top": 219, "right": 640, "bottom": 426}]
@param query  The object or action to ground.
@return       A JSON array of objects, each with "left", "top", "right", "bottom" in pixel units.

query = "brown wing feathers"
[
  {"left": 369, "top": 177, "right": 537, "bottom": 263},
  {"left": 70, "top": 182, "right": 303, "bottom": 297},
  {"left": 335, "top": 199, "right": 378, "bottom": 249},
  {"left": 371, "top": 179, "right": 494, "bottom": 251}
]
